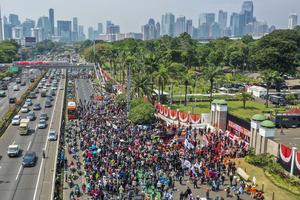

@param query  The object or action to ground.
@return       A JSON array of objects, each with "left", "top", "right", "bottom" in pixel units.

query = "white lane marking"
[
  {"left": 15, "top": 165, "right": 22, "bottom": 180},
  {"left": 33, "top": 75, "right": 61, "bottom": 200},
  {"left": 27, "top": 141, "right": 32, "bottom": 151},
  {"left": 50, "top": 71, "right": 65, "bottom": 200},
  {"left": 12, "top": 140, "right": 15, "bottom": 145}
]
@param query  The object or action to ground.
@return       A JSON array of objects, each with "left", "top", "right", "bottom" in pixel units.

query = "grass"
[
  {"left": 169, "top": 100, "right": 291, "bottom": 121},
  {"left": 237, "top": 158, "right": 300, "bottom": 200}
]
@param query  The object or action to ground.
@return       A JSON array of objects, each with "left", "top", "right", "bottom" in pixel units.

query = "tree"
[
  {"left": 285, "top": 92, "right": 296, "bottom": 104},
  {"left": 154, "top": 65, "right": 169, "bottom": 103},
  {"left": 203, "top": 65, "right": 223, "bottom": 106},
  {"left": 240, "top": 92, "right": 254, "bottom": 109},
  {"left": 128, "top": 100, "right": 155, "bottom": 125},
  {"left": 260, "top": 69, "right": 281, "bottom": 108},
  {"left": 131, "top": 73, "right": 152, "bottom": 100}
]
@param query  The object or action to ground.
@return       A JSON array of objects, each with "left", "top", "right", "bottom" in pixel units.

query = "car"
[
  {"left": 33, "top": 103, "right": 41, "bottom": 110},
  {"left": 27, "top": 111, "right": 36, "bottom": 121},
  {"left": 25, "top": 98, "right": 33, "bottom": 106},
  {"left": 42, "top": 86, "right": 47, "bottom": 90},
  {"left": 50, "top": 90, "right": 56, "bottom": 96},
  {"left": 48, "top": 131, "right": 57, "bottom": 141},
  {"left": 38, "top": 84, "right": 43, "bottom": 89},
  {"left": 34, "top": 89, "right": 39, "bottom": 94},
  {"left": 38, "top": 119, "right": 47, "bottom": 129},
  {"left": 0, "top": 90, "right": 6, "bottom": 97},
  {"left": 21, "top": 104, "right": 29, "bottom": 113},
  {"left": 13, "top": 85, "right": 19, "bottom": 91},
  {"left": 40, "top": 113, "right": 48, "bottom": 121},
  {"left": 46, "top": 83, "right": 51, "bottom": 87},
  {"left": 28, "top": 92, "right": 36, "bottom": 99},
  {"left": 47, "top": 95, "right": 54, "bottom": 101},
  {"left": 20, "top": 82, "right": 26, "bottom": 86},
  {"left": 22, "top": 152, "right": 37, "bottom": 167},
  {"left": 12, "top": 115, "right": 21, "bottom": 125},
  {"left": 45, "top": 100, "right": 52, "bottom": 108},
  {"left": 30, "top": 78, "right": 35, "bottom": 83},
  {"left": 7, "top": 145, "right": 21, "bottom": 157},
  {"left": 9, "top": 97, "right": 16, "bottom": 103},
  {"left": 51, "top": 86, "right": 57, "bottom": 90},
  {"left": 60, "top": 86, "right": 64, "bottom": 90}
]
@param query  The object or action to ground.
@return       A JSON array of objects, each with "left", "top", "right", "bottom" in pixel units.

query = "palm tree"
[
  {"left": 154, "top": 65, "right": 169, "bottom": 103},
  {"left": 240, "top": 92, "right": 254, "bottom": 109},
  {"left": 203, "top": 65, "right": 223, "bottom": 106},
  {"left": 260, "top": 69, "right": 281, "bottom": 108},
  {"left": 131, "top": 73, "right": 152, "bottom": 100}
]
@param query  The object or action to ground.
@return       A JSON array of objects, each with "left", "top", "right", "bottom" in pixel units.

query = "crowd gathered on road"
[{"left": 64, "top": 80, "right": 264, "bottom": 200}]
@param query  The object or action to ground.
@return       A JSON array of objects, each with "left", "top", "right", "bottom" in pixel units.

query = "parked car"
[
  {"left": 12, "top": 115, "right": 21, "bottom": 125},
  {"left": 25, "top": 99, "right": 33, "bottom": 106},
  {"left": 45, "top": 100, "right": 52, "bottom": 108},
  {"left": 7, "top": 144, "right": 21, "bottom": 157},
  {"left": 28, "top": 92, "right": 36, "bottom": 99},
  {"left": 22, "top": 152, "right": 37, "bottom": 167},
  {"left": 13, "top": 85, "right": 19, "bottom": 91},
  {"left": 48, "top": 131, "right": 57, "bottom": 141},
  {"left": 9, "top": 97, "right": 16, "bottom": 103}
]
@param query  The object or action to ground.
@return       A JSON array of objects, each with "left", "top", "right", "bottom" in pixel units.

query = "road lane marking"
[
  {"left": 33, "top": 76, "right": 61, "bottom": 200},
  {"left": 12, "top": 140, "right": 15, "bottom": 145},
  {"left": 15, "top": 165, "right": 22, "bottom": 180},
  {"left": 27, "top": 141, "right": 32, "bottom": 151}
]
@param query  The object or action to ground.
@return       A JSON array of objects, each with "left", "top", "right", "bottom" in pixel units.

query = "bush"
[
  {"left": 115, "top": 93, "right": 127, "bottom": 106},
  {"left": 105, "top": 80, "right": 114, "bottom": 93},
  {"left": 128, "top": 101, "right": 155, "bottom": 125}
]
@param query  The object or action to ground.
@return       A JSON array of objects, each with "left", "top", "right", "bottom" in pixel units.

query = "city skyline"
[{"left": 0, "top": 0, "right": 299, "bottom": 33}]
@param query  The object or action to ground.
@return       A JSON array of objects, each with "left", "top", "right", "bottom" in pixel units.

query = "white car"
[
  {"left": 48, "top": 131, "right": 57, "bottom": 141},
  {"left": 12, "top": 115, "right": 21, "bottom": 125},
  {"left": 51, "top": 86, "right": 57, "bottom": 90},
  {"left": 7, "top": 144, "right": 20, "bottom": 157},
  {"left": 13, "top": 85, "right": 19, "bottom": 91},
  {"left": 21, "top": 104, "right": 29, "bottom": 113}
]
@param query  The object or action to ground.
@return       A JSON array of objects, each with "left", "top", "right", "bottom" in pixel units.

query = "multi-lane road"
[{"left": 0, "top": 69, "right": 65, "bottom": 200}]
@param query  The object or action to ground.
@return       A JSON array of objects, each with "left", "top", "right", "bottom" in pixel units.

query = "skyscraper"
[
  {"left": 97, "top": 23, "right": 103, "bottom": 34},
  {"left": 186, "top": 19, "right": 193, "bottom": 36},
  {"left": 57, "top": 20, "right": 72, "bottom": 42},
  {"left": 9, "top": 14, "right": 20, "bottom": 26},
  {"left": 230, "top": 12, "right": 241, "bottom": 36},
  {"left": 155, "top": 22, "right": 161, "bottom": 39},
  {"left": 175, "top": 16, "right": 186, "bottom": 37},
  {"left": 106, "top": 21, "right": 120, "bottom": 34},
  {"left": 88, "top": 26, "right": 94, "bottom": 40},
  {"left": 37, "top": 16, "right": 51, "bottom": 39},
  {"left": 49, "top": 8, "right": 54, "bottom": 35},
  {"left": 199, "top": 13, "right": 215, "bottom": 27},
  {"left": 22, "top": 19, "right": 35, "bottom": 37},
  {"left": 241, "top": 1, "right": 254, "bottom": 25},
  {"left": 218, "top": 10, "right": 228, "bottom": 30},
  {"left": 72, "top": 17, "right": 78, "bottom": 42},
  {"left": 161, "top": 13, "right": 175, "bottom": 36},
  {"left": 288, "top": 13, "right": 298, "bottom": 29},
  {"left": 78, "top": 25, "right": 85, "bottom": 41},
  {"left": 0, "top": 7, "right": 3, "bottom": 41}
]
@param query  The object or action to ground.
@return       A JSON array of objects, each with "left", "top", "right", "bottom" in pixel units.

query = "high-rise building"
[
  {"left": 3, "top": 16, "right": 7, "bottom": 25},
  {"left": 199, "top": 13, "right": 215, "bottom": 27},
  {"left": 161, "top": 13, "right": 175, "bottom": 36},
  {"left": 57, "top": 20, "right": 72, "bottom": 42},
  {"left": 199, "top": 23, "right": 209, "bottom": 39},
  {"left": 218, "top": 10, "right": 228, "bottom": 31},
  {"left": 210, "top": 22, "right": 221, "bottom": 39},
  {"left": 12, "top": 26, "right": 23, "bottom": 42},
  {"left": 155, "top": 22, "right": 161, "bottom": 39},
  {"left": 186, "top": 19, "right": 193, "bottom": 36},
  {"left": 175, "top": 16, "right": 186, "bottom": 36},
  {"left": 230, "top": 12, "right": 241, "bottom": 37},
  {"left": 22, "top": 19, "right": 35, "bottom": 37},
  {"left": 106, "top": 21, "right": 120, "bottom": 34},
  {"left": 72, "top": 17, "right": 78, "bottom": 42},
  {"left": 141, "top": 24, "right": 150, "bottom": 40},
  {"left": 88, "top": 26, "right": 94, "bottom": 40},
  {"left": 49, "top": 8, "right": 54, "bottom": 35},
  {"left": 78, "top": 25, "right": 85, "bottom": 41},
  {"left": 288, "top": 13, "right": 298, "bottom": 29},
  {"left": 241, "top": 1, "right": 254, "bottom": 25},
  {"left": 4, "top": 23, "right": 13, "bottom": 40},
  {"left": 31, "top": 28, "right": 44, "bottom": 42},
  {"left": 37, "top": 16, "right": 51, "bottom": 40},
  {"left": 97, "top": 23, "right": 103, "bottom": 34},
  {"left": 0, "top": 7, "right": 3, "bottom": 41},
  {"left": 142, "top": 19, "right": 160, "bottom": 40},
  {"left": 9, "top": 14, "right": 20, "bottom": 26}
]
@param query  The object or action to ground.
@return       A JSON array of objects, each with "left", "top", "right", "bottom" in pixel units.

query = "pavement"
[{"left": 0, "top": 70, "right": 65, "bottom": 200}]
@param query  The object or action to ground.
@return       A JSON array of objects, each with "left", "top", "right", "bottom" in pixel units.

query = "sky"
[{"left": 1, "top": 0, "right": 299, "bottom": 33}]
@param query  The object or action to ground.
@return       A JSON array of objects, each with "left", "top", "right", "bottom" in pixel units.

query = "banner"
[
  {"left": 280, "top": 144, "right": 292, "bottom": 163},
  {"left": 164, "top": 106, "right": 169, "bottom": 117},
  {"left": 169, "top": 109, "right": 178, "bottom": 120},
  {"left": 189, "top": 114, "right": 201, "bottom": 124},
  {"left": 296, "top": 151, "right": 300, "bottom": 171},
  {"left": 178, "top": 111, "right": 189, "bottom": 122}
]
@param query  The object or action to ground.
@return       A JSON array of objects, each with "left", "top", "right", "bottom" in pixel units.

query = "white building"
[
  {"left": 288, "top": 13, "right": 298, "bottom": 29},
  {"left": 31, "top": 28, "right": 44, "bottom": 42}
]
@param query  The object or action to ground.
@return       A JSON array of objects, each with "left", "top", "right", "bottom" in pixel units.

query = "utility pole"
[{"left": 127, "top": 64, "right": 131, "bottom": 115}]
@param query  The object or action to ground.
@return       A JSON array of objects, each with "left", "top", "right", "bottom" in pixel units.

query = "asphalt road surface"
[
  {"left": 0, "top": 70, "right": 65, "bottom": 200},
  {"left": 0, "top": 70, "right": 40, "bottom": 118},
  {"left": 75, "top": 78, "right": 94, "bottom": 103}
]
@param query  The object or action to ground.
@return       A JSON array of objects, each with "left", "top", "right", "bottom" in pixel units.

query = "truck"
[
  {"left": 41, "top": 89, "right": 47, "bottom": 97},
  {"left": 19, "top": 119, "right": 30, "bottom": 135},
  {"left": 269, "top": 95, "right": 286, "bottom": 106}
]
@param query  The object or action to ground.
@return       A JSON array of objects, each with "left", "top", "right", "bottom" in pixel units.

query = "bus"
[{"left": 67, "top": 101, "right": 77, "bottom": 120}]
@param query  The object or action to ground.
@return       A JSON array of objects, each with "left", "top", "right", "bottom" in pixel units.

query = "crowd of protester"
[{"left": 64, "top": 85, "right": 263, "bottom": 200}]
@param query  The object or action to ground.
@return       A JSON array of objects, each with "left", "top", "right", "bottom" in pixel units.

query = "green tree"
[
  {"left": 203, "top": 65, "right": 223, "bottom": 106},
  {"left": 154, "top": 65, "right": 169, "bottom": 103},
  {"left": 131, "top": 73, "right": 152, "bottom": 100},
  {"left": 240, "top": 92, "right": 254, "bottom": 109},
  {"left": 285, "top": 92, "right": 296, "bottom": 104},
  {"left": 128, "top": 101, "right": 155, "bottom": 125},
  {"left": 260, "top": 69, "right": 281, "bottom": 108}
]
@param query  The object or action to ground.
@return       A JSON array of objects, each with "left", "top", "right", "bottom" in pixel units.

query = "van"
[{"left": 16, "top": 78, "right": 21, "bottom": 84}]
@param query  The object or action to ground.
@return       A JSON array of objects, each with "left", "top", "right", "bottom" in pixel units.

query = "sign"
[{"left": 228, "top": 120, "right": 251, "bottom": 137}]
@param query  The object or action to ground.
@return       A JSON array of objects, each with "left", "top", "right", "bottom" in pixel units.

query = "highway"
[
  {"left": 0, "top": 69, "right": 40, "bottom": 118},
  {"left": 0, "top": 69, "right": 65, "bottom": 200},
  {"left": 75, "top": 78, "right": 94, "bottom": 102}
]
